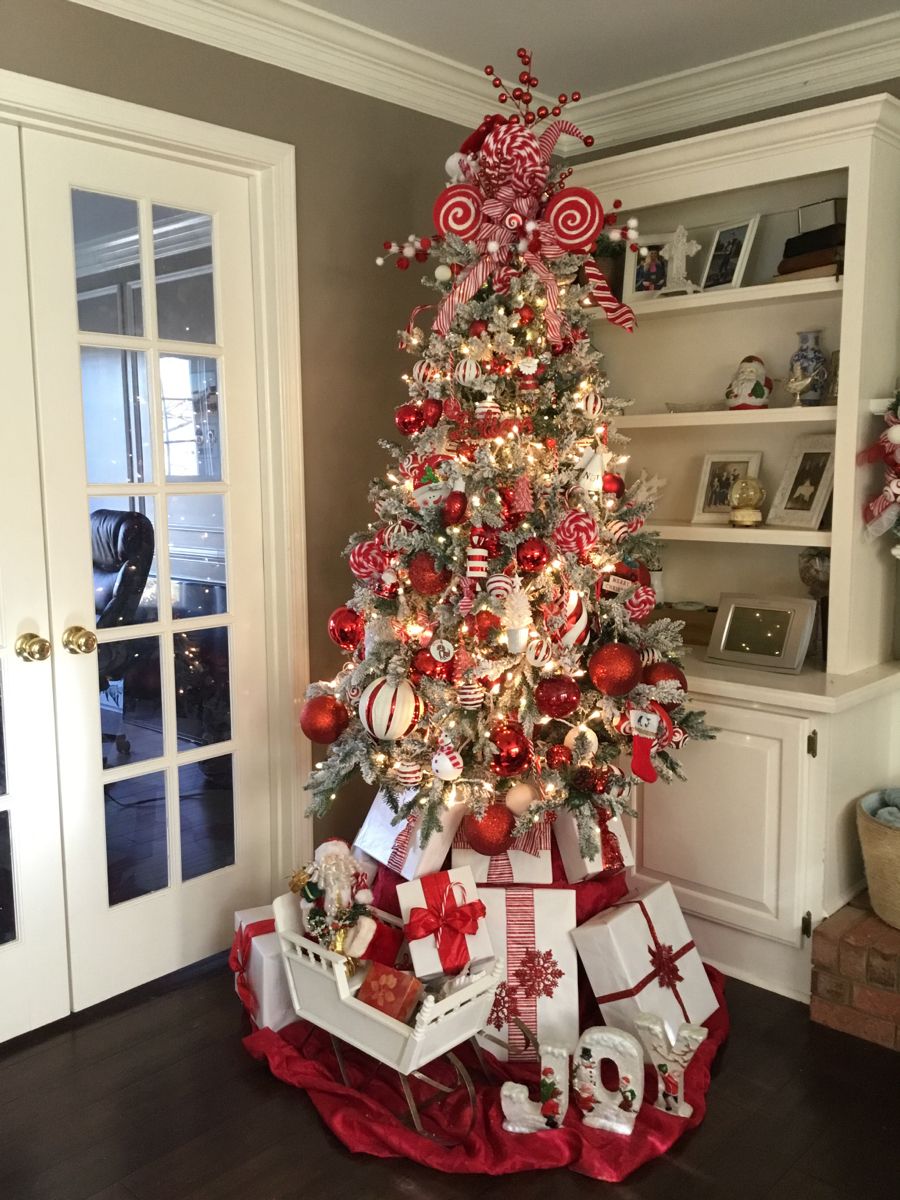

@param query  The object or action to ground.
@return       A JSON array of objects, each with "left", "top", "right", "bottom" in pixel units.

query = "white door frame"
[{"left": 0, "top": 68, "right": 312, "bottom": 881}]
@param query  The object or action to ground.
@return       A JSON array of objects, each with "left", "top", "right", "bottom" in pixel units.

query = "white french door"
[
  {"left": 0, "top": 120, "right": 276, "bottom": 1031},
  {"left": 0, "top": 123, "right": 71, "bottom": 1041}
]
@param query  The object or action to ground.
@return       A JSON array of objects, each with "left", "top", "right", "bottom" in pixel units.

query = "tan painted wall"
[{"left": 0, "top": 0, "right": 467, "bottom": 840}]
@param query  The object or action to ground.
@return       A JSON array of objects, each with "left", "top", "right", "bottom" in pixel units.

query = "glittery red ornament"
[
  {"left": 516, "top": 303, "right": 535, "bottom": 325},
  {"left": 327, "top": 605, "right": 364, "bottom": 651},
  {"left": 422, "top": 396, "right": 443, "bottom": 427},
  {"left": 408, "top": 551, "right": 451, "bottom": 596},
  {"left": 462, "top": 803, "right": 515, "bottom": 855},
  {"left": 489, "top": 719, "right": 533, "bottom": 777},
  {"left": 299, "top": 695, "right": 349, "bottom": 744},
  {"left": 412, "top": 647, "right": 449, "bottom": 680},
  {"left": 572, "top": 765, "right": 611, "bottom": 794},
  {"left": 602, "top": 472, "right": 626, "bottom": 497},
  {"left": 473, "top": 610, "right": 501, "bottom": 640},
  {"left": 469, "top": 318, "right": 488, "bottom": 337},
  {"left": 545, "top": 744, "right": 573, "bottom": 769},
  {"left": 517, "top": 536, "right": 551, "bottom": 573},
  {"left": 395, "top": 403, "right": 425, "bottom": 436},
  {"left": 643, "top": 661, "right": 688, "bottom": 694},
  {"left": 534, "top": 675, "right": 581, "bottom": 718},
  {"left": 588, "top": 643, "right": 642, "bottom": 697},
  {"left": 441, "top": 490, "right": 468, "bottom": 526}
]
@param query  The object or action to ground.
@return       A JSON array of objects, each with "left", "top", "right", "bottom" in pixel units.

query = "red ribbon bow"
[
  {"left": 228, "top": 917, "right": 276, "bottom": 1020},
  {"left": 404, "top": 874, "right": 486, "bottom": 974}
]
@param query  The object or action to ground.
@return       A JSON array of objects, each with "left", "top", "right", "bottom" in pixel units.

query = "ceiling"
[
  {"left": 70, "top": 2, "right": 900, "bottom": 150},
  {"left": 304, "top": 0, "right": 900, "bottom": 97}
]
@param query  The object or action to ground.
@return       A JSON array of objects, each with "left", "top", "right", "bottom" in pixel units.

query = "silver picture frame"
[{"left": 707, "top": 593, "right": 817, "bottom": 673}]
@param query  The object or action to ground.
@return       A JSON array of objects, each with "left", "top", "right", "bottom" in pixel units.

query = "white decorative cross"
[{"left": 661, "top": 226, "right": 702, "bottom": 295}]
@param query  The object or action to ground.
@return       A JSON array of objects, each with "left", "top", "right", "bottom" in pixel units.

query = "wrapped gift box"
[
  {"left": 452, "top": 817, "right": 553, "bottom": 884},
  {"left": 231, "top": 905, "right": 295, "bottom": 1032},
  {"left": 396, "top": 866, "right": 493, "bottom": 981},
  {"left": 354, "top": 787, "right": 464, "bottom": 880},
  {"left": 357, "top": 961, "right": 423, "bottom": 1023},
  {"left": 477, "top": 886, "right": 579, "bottom": 1061},
  {"left": 350, "top": 843, "right": 381, "bottom": 891},
  {"left": 554, "top": 807, "right": 634, "bottom": 883},
  {"left": 571, "top": 881, "right": 719, "bottom": 1041}
]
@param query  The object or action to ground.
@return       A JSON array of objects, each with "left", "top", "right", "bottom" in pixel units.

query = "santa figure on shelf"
[{"left": 724, "top": 355, "right": 773, "bottom": 410}]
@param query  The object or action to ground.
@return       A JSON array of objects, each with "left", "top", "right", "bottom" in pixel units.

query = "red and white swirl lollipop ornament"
[
  {"left": 554, "top": 509, "right": 598, "bottom": 556},
  {"left": 624, "top": 584, "right": 657, "bottom": 623},
  {"left": 543, "top": 186, "right": 604, "bottom": 251},
  {"left": 348, "top": 539, "right": 388, "bottom": 584},
  {"left": 432, "top": 184, "right": 483, "bottom": 240}
]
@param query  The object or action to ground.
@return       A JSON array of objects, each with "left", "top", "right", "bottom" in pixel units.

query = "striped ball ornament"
[
  {"left": 584, "top": 387, "right": 605, "bottom": 418},
  {"left": 358, "top": 677, "right": 424, "bottom": 741},
  {"left": 454, "top": 358, "right": 482, "bottom": 386},
  {"left": 412, "top": 360, "right": 438, "bottom": 386},
  {"left": 394, "top": 761, "right": 423, "bottom": 786},
  {"left": 457, "top": 681, "right": 486, "bottom": 709},
  {"left": 639, "top": 646, "right": 662, "bottom": 667},
  {"left": 606, "top": 519, "right": 630, "bottom": 546},
  {"left": 525, "top": 635, "right": 553, "bottom": 667},
  {"left": 486, "top": 572, "right": 515, "bottom": 600},
  {"left": 475, "top": 397, "right": 501, "bottom": 420}
]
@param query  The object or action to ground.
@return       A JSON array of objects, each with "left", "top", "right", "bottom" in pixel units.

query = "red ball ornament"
[
  {"left": 408, "top": 551, "right": 451, "bottom": 596},
  {"left": 516, "top": 303, "right": 535, "bottom": 325},
  {"left": 469, "top": 319, "right": 488, "bottom": 337},
  {"left": 573, "top": 765, "right": 611, "bottom": 794},
  {"left": 412, "top": 648, "right": 449, "bottom": 681},
  {"left": 602, "top": 472, "right": 626, "bottom": 498},
  {"left": 462, "top": 804, "right": 515, "bottom": 856},
  {"left": 327, "top": 605, "right": 364, "bottom": 651},
  {"left": 545, "top": 744, "right": 573, "bottom": 770},
  {"left": 441, "top": 490, "right": 468, "bottom": 527},
  {"left": 395, "top": 403, "right": 425, "bottom": 436},
  {"left": 534, "top": 675, "right": 581, "bottom": 719},
  {"left": 489, "top": 720, "right": 534, "bottom": 777},
  {"left": 642, "top": 661, "right": 688, "bottom": 694},
  {"left": 422, "top": 396, "right": 443, "bottom": 428},
  {"left": 299, "top": 695, "right": 349, "bottom": 744},
  {"left": 588, "top": 643, "right": 642, "bottom": 697},
  {"left": 473, "top": 610, "right": 501, "bottom": 640},
  {"left": 517, "top": 536, "right": 551, "bottom": 574}
]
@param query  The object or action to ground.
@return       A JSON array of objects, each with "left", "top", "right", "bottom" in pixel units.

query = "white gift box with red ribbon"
[
  {"left": 451, "top": 817, "right": 553, "bottom": 884},
  {"left": 553, "top": 807, "right": 634, "bottom": 883},
  {"left": 571, "top": 881, "right": 719, "bottom": 1041},
  {"left": 231, "top": 905, "right": 295, "bottom": 1032},
  {"left": 354, "top": 787, "right": 464, "bottom": 879},
  {"left": 476, "top": 886, "right": 579, "bottom": 1061},
  {"left": 395, "top": 865, "right": 494, "bottom": 981}
]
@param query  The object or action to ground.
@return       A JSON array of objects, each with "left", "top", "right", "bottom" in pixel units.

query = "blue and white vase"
[{"left": 789, "top": 330, "right": 828, "bottom": 405}]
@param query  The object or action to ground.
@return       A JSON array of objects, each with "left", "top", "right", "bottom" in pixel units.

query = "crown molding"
[{"left": 69, "top": 2, "right": 900, "bottom": 154}]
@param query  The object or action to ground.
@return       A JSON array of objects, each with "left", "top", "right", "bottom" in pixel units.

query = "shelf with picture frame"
[{"left": 614, "top": 405, "right": 838, "bottom": 430}]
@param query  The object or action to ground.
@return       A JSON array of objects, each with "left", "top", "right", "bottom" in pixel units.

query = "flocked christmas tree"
[{"left": 300, "top": 50, "right": 711, "bottom": 866}]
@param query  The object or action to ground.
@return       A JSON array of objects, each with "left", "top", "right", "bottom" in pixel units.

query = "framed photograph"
[
  {"left": 767, "top": 435, "right": 835, "bottom": 529},
  {"left": 692, "top": 451, "right": 763, "bottom": 525},
  {"left": 623, "top": 232, "right": 675, "bottom": 302},
  {"left": 700, "top": 216, "right": 759, "bottom": 291},
  {"left": 706, "top": 593, "right": 817, "bottom": 674}
]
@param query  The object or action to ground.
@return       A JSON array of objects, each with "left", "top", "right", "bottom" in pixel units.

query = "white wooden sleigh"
[{"left": 273, "top": 893, "right": 502, "bottom": 1141}]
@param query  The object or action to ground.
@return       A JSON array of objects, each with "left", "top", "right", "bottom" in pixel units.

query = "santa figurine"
[
  {"left": 291, "top": 839, "right": 402, "bottom": 967},
  {"left": 724, "top": 355, "right": 773, "bottom": 410}
]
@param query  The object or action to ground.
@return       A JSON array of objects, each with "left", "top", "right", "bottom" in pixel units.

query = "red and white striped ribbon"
[
  {"left": 387, "top": 812, "right": 418, "bottom": 873},
  {"left": 505, "top": 890, "right": 537, "bottom": 1061}
]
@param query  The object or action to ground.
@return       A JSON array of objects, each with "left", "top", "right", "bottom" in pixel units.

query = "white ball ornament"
[
  {"left": 887, "top": 425, "right": 900, "bottom": 445},
  {"left": 487, "top": 239, "right": 500, "bottom": 253},
  {"left": 505, "top": 782, "right": 537, "bottom": 816},
  {"left": 564, "top": 725, "right": 600, "bottom": 761},
  {"left": 429, "top": 638, "right": 454, "bottom": 663},
  {"left": 526, "top": 636, "right": 553, "bottom": 668},
  {"left": 358, "top": 677, "right": 423, "bottom": 740},
  {"left": 434, "top": 264, "right": 453, "bottom": 282}
]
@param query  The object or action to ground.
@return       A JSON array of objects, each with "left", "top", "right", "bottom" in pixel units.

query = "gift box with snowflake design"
[
  {"left": 571, "top": 880, "right": 719, "bottom": 1041},
  {"left": 476, "top": 886, "right": 579, "bottom": 1061}
]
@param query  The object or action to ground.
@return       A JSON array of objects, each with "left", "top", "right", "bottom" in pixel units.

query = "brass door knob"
[
  {"left": 62, "top": 625, "right": 98, "bottom": 655},
  {"left": 15, "top": 632, "right": 51, "bottom": 662}
]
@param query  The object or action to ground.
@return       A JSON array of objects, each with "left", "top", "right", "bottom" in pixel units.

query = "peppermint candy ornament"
[
  {"left": 454, "top": 358, "right": 481, "bottom": 386},
  {"left": 358, "top": 677, "right": 423, "bottom": 741},
  {"left": 349, "top": 539, "right": 387, "bottom": 583},
  {"left": 543, "top": 186, "right": 605, "bottom": 250},
  {"left": 526, "top": 635, "right": 553, "bottom": 668},
  {"left": 554, "top": 509, "right": 598, "bottom": 555},
  {"left": 432, "top": 183, "right": 482, "bottom": 239},
  {"left": 431, "top": 739, "right": 463, "bottom": 782},
  {"left": 457, "top": 681, "right": 486, "bottom": 709},
  {"left": 624, "top": 585, "right": 657, "bottom": 623},
  {"left": 486, "top": 572, "right": 514, "bottom": 601}
]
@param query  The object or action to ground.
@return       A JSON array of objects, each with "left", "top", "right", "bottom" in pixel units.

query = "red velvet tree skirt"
[{"left": 243, "top": 858, "right": 729, "bottom": 1183}]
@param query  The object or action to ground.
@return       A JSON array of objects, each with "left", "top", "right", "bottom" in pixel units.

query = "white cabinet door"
[
  {"left": 21, "top": 129, "right": 272, "bottom": 1010},
  {"left": 0, "top": 122, "right": 70, "bottom": 1040},
  {"left": 631, "top": 701, "right": 811, "bottom": 946}
]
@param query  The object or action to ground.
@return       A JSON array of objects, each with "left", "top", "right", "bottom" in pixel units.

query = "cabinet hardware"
[
  {"left": 806, "top": 730, "right": 818, "bottom": 758},
  {"left": 801, "top": 911, "right": 812, "bottom": 939},
  {"left": 62, "top": 625, "right": 97, "bottom": 655}
]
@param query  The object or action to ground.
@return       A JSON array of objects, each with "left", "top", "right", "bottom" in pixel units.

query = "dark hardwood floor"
[{"left": 1, "top": 958, "right": 897, "bottom": 1200}]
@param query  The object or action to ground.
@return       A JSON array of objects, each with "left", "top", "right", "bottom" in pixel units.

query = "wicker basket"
[{"left": 857, "top": 792, "right": 900, "bottom": 931}]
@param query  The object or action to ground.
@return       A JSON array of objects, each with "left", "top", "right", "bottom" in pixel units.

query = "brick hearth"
[{"left": 811, "top": 892, "right": 900, "bottom": 1051}]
